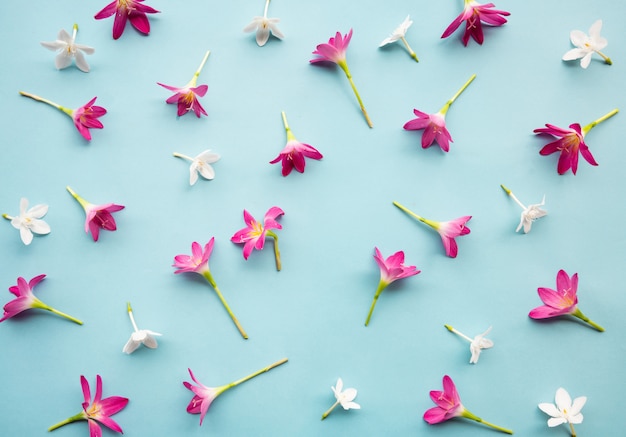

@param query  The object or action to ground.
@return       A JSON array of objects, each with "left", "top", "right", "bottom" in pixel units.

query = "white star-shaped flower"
[
  {"left": 40, "top": 24, "right": 95, "bottom": 72},
  {"left": 3, "top": 197, "right": 51, "bottom": 245},
  {"left": 123, "top": 303, "right": 162, "bottom": 354},
  {"left": 173, "top": 150, "right": 221, "bottom": 185},
  {"left": 243, "top": 0, "right": 284, "bottom": 47},
  {"left": 539, "top": 388, "right": 586, "bottom": 433},
  {"left": 321, "top": 378, "right": 360, "bottom": 420},
  {"left": 379, "top": 15, "right": 418, "bottom": 62},
  {"left": 562, "top": 19, "right": 612, "bottom": 69},
  {"left": 501, "top": 185, "right": 547, "bottom": 234},
  {"left": 445, "top": 324, "right": 494, "bottom": 364}
]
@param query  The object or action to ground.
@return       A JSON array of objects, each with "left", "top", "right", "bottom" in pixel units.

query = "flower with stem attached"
[
  {"left": 534, "top": 109, "right": 618, "bottom": 175},
  {"left": 321, "top": 378, "right": 360, "bottom": 420},
  {"left": 67, "top": 186, "right": 124, "bottom": 242},
  {"left": 310, "top": 29, "right": 373, "bottom": 128},
  {"left": 173, "top": 150, "right": 220, "bottom": 185},
  {"left": 403, "top": 74, "right": 476, "bottom": 152},
  {"left": 563, "top": 20, "right": 612, "bottom": 69},
  {"left": 424, "top": 375, "right": 513, "bottom": 434},
  {"left": 365, "top": 247, "right": 420, "bottom": 326},
  {"left": 3, "top": 197, "right": 50, "bottom": 245},
  {"left": 270, "top": 111, "right": 323, "bottom": 176},
  {"left": 444, "top": 324, "right": 493, "bottom": 364},
  {"left": 41, "top": 24, "right": 94, "bottom": 72},
  {"left": 500, "top": 185, "right": 547, "bottom": 233},
  {"left": 539, "top": 387, "right": 586, "bottom": 437},
  {"left": 184, "top": 358, "right": 288, "bottom": 425},
  {"left": 379, "top": 15, "right": 419, "bottom": 62},
  {"left": 19, "top": 92, "right": 106, "bottom": 141},
  {"left": 243, "top": 0, "right": 284, "bottom": 46},
  {"left": 173, "top": 238, "right": 248, "bottom": 339},
  {"left": 441, "top": 0, "right": 510, "bottom": 46},
  {"left": 123, "top": 302, "right": 162, "bottom": 354},
  {"left": 158, "top": 51, "right": 211, "bottom": 118},
  {"left": 94, "top": 0, "right": 160, "bottom": 40},
  {"left": 231, "top": 207, "right": 284, "bottom": 271}
]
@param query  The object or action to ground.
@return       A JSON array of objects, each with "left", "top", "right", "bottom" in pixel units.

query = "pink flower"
[
  {"left": 67, "top": 186, "right": 124, "bottom": 242},
  {"left": 270, "top": 111, "right": 323, "bottom": 176},
  {"left": 48, "top": 375, "right": 129, "bottom": 435},
  {"left": 94, "top": 0, "right": 160, "bottom": 40},
  {"left": 158, "top": 51, "right": 210, "bottom": 118},
  {"left": 529, "top": 269, "right": 604, "bottom": 331},
  {"left": 231, "top": 207, "right": 284, "bottom": 270},
  {"left": 441, "top": 0, "right": 510, "bottom": 46}
]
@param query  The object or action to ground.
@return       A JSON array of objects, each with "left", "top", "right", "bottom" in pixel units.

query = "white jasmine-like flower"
[
  {"left": 501, "top": 185, "right": 547, "bottom": 234},
  {"left": 173, "top": 150, "right": 221, "bottom": 185},
  {"left": 2, "top": 197, "right": 51, "bottom": 245},
  {"left": 243, "top": 0, "right": 284, "bottom": 47},
  {"left": 321, "top": 378, "right": 360, "bottom": 420},
  {"left": 40, "top": 24, "right": 95, "bottom": 72},
  {"left": 539, "top": 387, "right": 586, "bottom": 436},
  {"left": 123, "top": 302, "right": 162, "bottom": 354},
  {"left": 445, "top": 324, "right": 494, "bottom": 364},
  {"left": 379, "top": 15, "right": 418, "bottom": 62},
  {"left": 562, "top": 19, "right": 612, "bottom": 69}
]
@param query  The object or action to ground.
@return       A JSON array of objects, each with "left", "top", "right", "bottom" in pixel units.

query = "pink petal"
[
  {"left": 424, "top": 406, "right": 448, "bottom": 424},
  {"left": 87, "top": 419, "right": 102, "bottom": 437},
  {"left": 112, "top": 10, "right": 128, "bottom": 40},
  {"left": 98, "top": 396, "right": 129, "bottom": 418},
  {"left": 94, "top": 1, "right": 118, "bottom": 19},
  {"left": 81, "top": 375, "right": 92, "bottom": 405},
  {"left": 529, "top": 305, "right": 560, "bottom": 319}
]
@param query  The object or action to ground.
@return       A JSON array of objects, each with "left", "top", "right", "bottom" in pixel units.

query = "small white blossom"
[
  {"left": 539, "top": 388, "right": 586, "bottom": 431},
  {"left": 243, "top": 0, "right": 284, "bottom": 47},
  {"left": 3, "top": 197, "right": 50, "bottom": 245},
  {"left": 321, "top": 378, "right": 360, "bottom": 420},
  {"left": 445, "top": 324, "right": 494, "bottom": 364},
  {"left": 41, "top": 24, "right": 94, "bottom": 72},
  {"left": 123, "top": 303, "right": 162, "bottom": 354},
  {"left": 501, "top": 185, "right": 547, "bottom": 234},
  {"left": 173, "top": 150, "right": 221, "bottom": 185},
  {"left": 379, "top": 15, "right": 418, "bottom": 62},
  {"left": 562, "top": 20, "right": 611, "bottom": 69}
]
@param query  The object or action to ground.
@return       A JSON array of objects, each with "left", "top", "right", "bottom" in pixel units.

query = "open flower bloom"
[
  {"left": 379, "top": 15, "right": 419, "bottom": 62},
  {"left": 321, "top": 378, "right": 360, "bottom": 420},
  {"left": 365, "top": 247, "right": 420, "bottom": 326},
  {"left": 67, "top": 186, "right": 124, "bottom": 242},
  {"left": 123, "top": 302, "right": 161, "bottom": 354},
  {"left": 500, "top": 185, "right": 547, "bottom": 233},
  {"left": 0, "top": 275, "right": 82, "bottom": 324},
  {"left": 173, "top": 150, "right": 220, "bottom": 185},
  {"left": 243, "top": 0, "right": 284, "bottom": 46},
  {"left": 231, "top": 207, "right": 284, "bottom": 270},
  {"left": 445, "top": 325, "right": 493, "bottom": 364},
  {"left": 403, "top": 74, "right": 476, "bottom": 152},
  {"left": 310, "top": 29, "right": 373, "bottom": 128},
  {"left": 41, "top": 24, "right": 94, "bottom": 72},
  {"left": 393, "top": 201, "right": 471, "bottom": 258},
  {"left": 158, "top": 51, "right": 211, "bottom": 118},
  {"left": 529, "top": 269, "right": 604, "bottom": 331},
  {"left": 270, "top": 111, "right": 322, "bottom": 176},
  {"left": 539, "top": 387, "right": 586, "bottom": 436},
  {"left": 3, "top": 197, "right": 50, "bottom": 245},
  {"left": 424, "top": 375, "right": 513, "bottom": 434},
  {"left": 19, "top": 92, "right": 106, "bottom": 140},
  {"left": 94, "top": 0, "right": 160, "bottom": 40},
  {"left": 48, "top": 375, "right": 128, "bottom": 435},
  {"left": 173, "top": 238, "right": 248, "bottom": 339},
  {"left": 441, "top": 0, "right": 510, "bottom": 46},
  {"left": 534, "top": 109, "right": 618, "bottom": 175},
  {"left": 563, "top": 20, "right": 612, "bottom": 68},
  {"left": 184, "top": 358, "right": 288, "bottom": 425}
]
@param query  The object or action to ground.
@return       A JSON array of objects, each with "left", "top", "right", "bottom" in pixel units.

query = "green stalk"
[{"left": 202, "top": 271, "right": 248, "bottom": 339}]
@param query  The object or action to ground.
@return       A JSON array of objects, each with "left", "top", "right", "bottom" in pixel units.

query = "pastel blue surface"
[{"left": 1, "top": 0, "right": 625, "bottom": 436}]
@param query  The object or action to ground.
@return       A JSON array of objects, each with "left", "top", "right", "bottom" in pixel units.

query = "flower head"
[
  {"left": 231, "top": 207, "right": 284, "bottom": 270},
  {"left": 321, "top": 378, "right": 360, "bottom": 420},
  {"left": 66, "top": 186, "right": 124, "bottom": 242},
  {"left": 94, "top": 0, "right": 160, "bottom": 40},
  {"left": 270, "top": 112, "right": 322, "bottom": 176},
  {"left": 379, "top": 15, "right": 419, "bottom": 61},
  {"left": 441, "top": 0, "right": 510, "bottom": 46},
  {"left": 173, "top": 150, "right": 220, "bottom": 185},
  {"left": 41, "top": 24, "right": 94, "bottom": 72},
  {"left": 3, "top": 197, "right": 50, "bottom": 245},
  {"left": 243, "top": 0, "right": 284, "bottom": 46},
  {"left": 563, "top": 20, "right": 612, "bottom": 68},
  {"left": 158, "top": 51, "right": 211, "bottom": 118},
  {"left": 500, "top": 185, "right": 547, "bottom": 233},
  {"left": 172, "top": 239, "right": 213, "bottom": 275},
  {"left": 123, "top": 302, "right": 162, "bottom": 354},
  {"left": 538, "top": 387, "right": 586, "bottom": 434}
]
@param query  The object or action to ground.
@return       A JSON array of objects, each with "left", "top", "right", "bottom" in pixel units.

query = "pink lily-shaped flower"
[
  {"left": 364, "top": 247, "right": 420, "bottom": 326},
  {"left": 310, "top": 29, "right": 373, "bottom": 128},
  {"left": 94, "top": 0, "right": 160, "bottom": 40},
  {"left": 49, "top": 375, "right": 129, "bottom": 436},
  {"left": 173, "top": 238, "right": 248, "bottom": 339},
  {"left": 158, "top": 51, "right": 211, "bottom": 118},
  {"left": 441, "top": 0, "right": 510, "bottom": 46},
  {"left": 66, "top": 186, "right": 124, "bottom": 242},
  {"left": 529, "top": 269, "right": 604, "bottom": 332},
  {"left": 19, "top": 92, "right": 106, "bottom": 141},
  {"left": 534, "top": 109, "right": 618, "bottom": 175},
  {"left": 184, "top": 358, "right": 288, "bottom": 425},
  {"left": 270, "top": 111, "right": 323, "bottom": 176},
  {"left": 424, "top": 375, "right": 513, "bottom": 434},
  {"left": 231, "top": 207, "right": 284, "bottom": 270},
  {"left": 393, "top": 201, "right": 471, "bottom": 258},
  {"left": 0, "top": 275, "right": 82, "bottom": 325},
  {"left": 403, "top": 74, "right": 476, "bottom": 152}
]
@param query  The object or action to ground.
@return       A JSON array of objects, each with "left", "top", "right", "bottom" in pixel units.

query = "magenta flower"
[
  {"left": 310, "top": 29, "right": 373, "bottom": 128},
  {"left": 67, "top": 186, "right": 124, "bottom": 242},
  {"left": 19, "top": 92, "right": 106, "bottom": 141},
  {"left": 173, "top": 238, "right": 248, "bottom": 339},
  {"left": 270, "top": 111, "right": 323, "bottom": 176},
  {"left": 364, "top": 247, "right": 420, "bottom": 326},
  {"left": 529, "top": 269, "right": 604, "bottom": 332},
  {"left": 424, "top": 375, "right": 513, "bottom": 434},
  {"left": 441, "top": 0, "right": 510, "bottom": 46},
  {"left": 49, "top": 375, "right": 129, "bottom": 436},
  {"left": 0, "top": 275, "right": 82, "bottom": 325},
  {"left": 231, "top": 207, "right": 284, "bottom": 270},
  {"left": 184, "top": 358, "right": 288, "bottom": 426},
  {"left": 158, "top": 51, "right": 210, "bottom": 118},
  {"left": 534, "top": 109, "right": 618, "bottom": 175},
  {"left": 94, "top": 0, "right": 160, "bottom": 40}
]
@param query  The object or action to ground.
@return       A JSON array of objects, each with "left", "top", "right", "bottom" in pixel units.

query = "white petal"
[
  {"left": 40, "top": 40, "right": 66, "bottom": 51},
  {"left": 580, "top": 52, "right": 593, "bottom": 68},
  {"left": 57, "top": 29, "right": 72, "bottom": 43},
  {"left": 547, "top": 417, "right": 567, "bottom": 427},
  {"left": 197, "top": 163, "right": 215, "bottom": 180},
  {"left": 569, "top": 30, "right": 588, "bottom": 47},
  {"left": 142, "top": 335, "right": 159, "bottom": 349},
  {"left": 538, "top": 403, "right": 560, "bottom": 417},
  {"left": 74, "top": 44, "right": 95, "bottom": 55},
  {"left": 29, "top": 219, "right": 50, "bottom": 235},
  {"left": 555, "top": 388, "right": 572, "bottom": 411},
  {"left": 340, "top": 388, "right": 357, "bottom": 403},
  {"left": 196, "top": 150, "right": 220, "bottom": 163},
  {"left": 27, "top": 203, "right": 48, "bottom": 219},
  {"left": 74, "top": 51, "right": 90, "bottom": 72},
  {"left": 379, "top": 37, "right": 396, "bottom": 47},
  {"left": 55, "top": 53, "right": 73, "bottom": 70},
  {"left": 562, "top": 48, "right": 587, "bottom": 61},
  {"left": 123, "top": 337, "right": 141, "bottom": 354},
  {"left": 19, "top": 197, "right": 29, "bottom": 215},
  {"left": 570, "top": 396, "right": 587, "bottom": 416},
  {"left": 269, "top": 23, "right": 284, "bottom": 40},
  {"left": 469, "top": 347, "right": 480, "bottom": 363},
  {"left": 588, "top": 20, "right": 603, "bottom": 40},
  {"left": 569, "top": 412, "right": 584, "bottom": 424},
  {"left": 243, "top": 17, "right": 262, "bottom": 33},
  {"left": 334, "top": 378, "right": 343, "bottom": 394},
  {"left": 189, "top": 166, "right": 199, "bottom": 186},
  {"left": 342, "top": 401, "right": 360, "bottom": 410},
  {"left": 19, "top": 227, "right": 33, "bottom": 245},
  {"left": 256, "top": 27, "right": 271, "bottom": 46}
]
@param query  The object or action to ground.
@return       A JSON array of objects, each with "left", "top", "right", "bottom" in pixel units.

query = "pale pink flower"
[
  {"left": 94, "top": 0, "right": 160, "bottom": 40},
  {"left": 67, "top": 186, "right": 124, "bottom": 242},
  {"left": 441, "top": 0, "right": 510, "bottom": 46},
  {"left": 270, "top": 111, "right": 322, "bottom": 176},
  {"left": 158, "top": 51, "right": 210, "bottom": 118},
  {"left": 231, "top": 207, "right": 284, "bottom": 270}
]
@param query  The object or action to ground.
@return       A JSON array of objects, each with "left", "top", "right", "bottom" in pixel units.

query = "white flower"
[
  {"left": 501, "top": 185, "right": 547, "bottom": 234},
  {"left": 379, "top": 15, "right": 418, "bottom": 62},
  {"left": 40, "top": 24, "right": 95, "bottom": 72},
  {"left": 173, "top": 150, "right": 221, "bottom": 185},
  {"left": 538, "top": 388, "right": 586, "bottom": 430},
  {"left": 562, "top": 19, "right": 611, "bottom": 69},
  {"left": 321, "top": 378, "right": 360, "bottom": 420},
  {"left": 3, "top": 197, "right": 51, "bottom": 245},
  {"left": 243, "top": 0, "right": 284, "bottom": 47},
  {"left": 123, "top": 303, "right": 162, "bottom": 354},
  {"left": 445, "top": 324, "right": 494, "bottom": 364}
]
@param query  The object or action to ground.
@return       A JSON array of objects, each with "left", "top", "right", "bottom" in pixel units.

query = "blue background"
[{"left": 1, "top": 0, "right": 625, "bottom": 435}]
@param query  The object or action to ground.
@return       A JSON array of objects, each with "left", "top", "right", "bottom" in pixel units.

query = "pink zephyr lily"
[
  {"left": 158, "top": 51, "right": 210, "bottom": 118},
  {"left": 231, "top": 207, "right": 284, "bottom": 270},
  {"left": 66, "top": 186, "right": 124, "bottom": 242},
  {"left": 94, "top": 0, "right": 160, "bottom": 40},
  {"left": 441, "top": 0, "right": 510, "bottom": 46},
  {"left": 270, "top": 111, "right": 323, "bottom": 176}
]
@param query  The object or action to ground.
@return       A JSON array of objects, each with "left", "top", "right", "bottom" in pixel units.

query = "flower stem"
[
  {"left": 572, "top": 308, "right": 604, "bottom": 332},
  {"left": 202, "top": 271, "right": 248, "bottom": 339},
  {"left": 281, "top": 111, "right": 297, "bottom": 142},
  {"left": 462, "top": 409, "right": 513, "bottom": 434},
  {"left": 172, "top": 152, "right": 194, "bottom": 162},
  {"left": 227, "top": 358, "right": 288, "bottom": 389},
  {"left": 400, "top": 36, "right": 419, "bottom": 62},
  {"left": 569, "top": 422, "right": 577, "bottom": 437},
  {"left": 365, "top": 281, "right": 386, "bottom": 326},
  {"left": 321, "top": 401, "right": 340, "bottom": 420},
  {"left": 439, "top": 73, "right": 476, "bottom": 115},
  {"left": 188, "top": 50, "right": 211, "bottom": 88},
  {"left": 127, "top": 302, "right": 139, "bottom": 332},
  {"left": 392, "top": 201, "right": 439, "bottom": 230},
  {"left": 595, "top": 49, "right": 612, "bottom": 65},
  {"left": 2, "top": 214, "right": 13, "bottom": 220},
  {"left": 19, "top": 91, "right": 73, "bottom": 117},
  {"left": 265, "top": 231, "right": 282, "bottom": 271},
  {"left": 338, "top": 62, "right": 373, "bottom": 128},
  {"left": 263, "top": 0, "right": 271, "bottom": 18},
  {"left": 500, "top": 185, "right": 526, "bottom": 210},
  {"left": 66, "top": 186, "right": 90, "bottom": 210},
  {"left": 581, "top": 108, "right": 618, "bottom": 135},
  {"left": 48, "top": 412, "right": 85, "bottom": 431},
  {"left": 72, "top": 23, "right": 78, "bottom": 40},
  {"left": 34, "top": 300, "right": 83, "bottom": 325},
  {"left": 444, "top": 324, "right": 472, "bottom": 342}
]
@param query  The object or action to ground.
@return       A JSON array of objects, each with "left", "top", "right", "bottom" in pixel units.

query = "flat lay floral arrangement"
[{"left": 1, "top": 0, "right": 624, "bottom": 436}]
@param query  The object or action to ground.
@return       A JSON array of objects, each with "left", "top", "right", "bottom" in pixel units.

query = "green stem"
[
  {"left": 202, "top": 271, "right": 248, "bottom": 339},
  {"left": 392, "top": 201, "right": 439, "bottom": 230},
  {"left": 444, "top": 324, "right": 472, "bottom": 342},
  {"left": 439, "top": 74, "right": 476, "bottom": 115},
  {"left": 281, "top": 111, "right": 297, "bottom": 142},
  {"left": 581, "top": 109, "right": 618, "bottom": 135},
  {"left": 48, "top": 412, "right": 85, "bottom": 431},
  {"left": 321, "top": 401, "right": 339, "bottom": 420},
  {"left": 500, "top": 185, "right": 526, "bottom": 210},
  {"left": 400, "top": 36, "right": 419, "bottom": 62},
  {"left": 19, "top": 91, "right": 73, "bottom": 117},
  {"left": 365, "top": 281, "right": 386, "bottom": 326},
  {"left": 462, "top": 409, "right": 513, "bottom": 434},
  {"left": 572, "top": 308, "right": 604, "bottom": 332},
  {"left": 595, "top": 49, "right": 612, "bottom": 65},
  {"left": 338, "top": 61, "right": 373, "bottom": 128},
  {"left": 2, "top": 214, "right": 13, "bottom": 220},
  {"left": 127, "top": 302, "right": 139, "bottom": 332},
  {"left": 266, "top": 231, "right": 282, "bottom": 271},
  {"left": 66, "top": 186, "right": 90, "bottom": 210},
  {"left": 186, "top": 50, "right": 211, "bottom": 88},
  {"left": 33, "top": 300, "right": 82, "bottom": 325},
  {"left": 72, "top": 23, "right": 78, "bottom": 40},
  {"left": 227, "top": 358, "right": 288, "bottom": 389},
  {"left": 569, "top": 422, "right": 577, "bottom": 437}
]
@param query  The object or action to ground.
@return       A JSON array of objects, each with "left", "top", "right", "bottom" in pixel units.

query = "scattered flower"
[
  {"left": 243, "top": 0, "right": 284, "bottom": 46},
  {"left": 379, "top": 15, "right": 419, "bottom": 62},
  {"left": 500, "top": 185, "right": 547, "bottom": 233},
  {"left": 321, "top": 378, "right": 360, "bottom": 420},
  {"left": 184, "top": 358, "right": 288, "bottom": 425},
  {"left": 424, "top": 375, "right": 513, "bottom": 434},
  {"left": 441, "top": 0, "right": 510, "bottom": 46},
  {"left": 231, "top": 207, "right": 284, "bottom": 270},
  {"left": 66, "top": 186, "right": 124, "bottom": 242},
  {"left": 158, "top": 51, "right": 211, "bottom": 118},
  {"left": 529, "top": 269, "right": 604, "bottom": 332},
  {"left": 173, "top": 150, "right": 221, "bottom": 185},
  {"left": 270, "top": 111, "right": 323, "bottom": 176},
  {"left": 310, "top": 29, "right": 373, "bottom": 128},
  {"left": 563, "top": 20, "right": 612, "bottom": 68},
  {"left": 393, "top": 201, "right": 471, "bottom": 258},
  {"left": 123, "top": 302, "right": 162, "bottom": 354},
  {"left": 2, "top": 197, "right": 50, "bottom": 245},
  {"left": 94, "top": 0, "right": 160, "bottom": 40},
  {"left": 538, "top": 387, "right": 586, "bottom": 437},
  {"left": 444, "top": 324, "right": 493, "bottom": 364},
  {"left": 365, "top": 247, "right": 420, "bottom": 326},
  {"left": 41, "top": 24, "right": 94, "bottom": 72}
]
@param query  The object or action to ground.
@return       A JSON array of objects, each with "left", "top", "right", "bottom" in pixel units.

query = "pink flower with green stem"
[
  {"left": 270, "top": 111, "right": 323, "bottom": 176},
  {"left": 173, "top": 238, "right": 248, "bottom": 339},
  {"left": 184, "top": 358, "right": 288, "bottom": 425},
  {"left": 393, "top": 201, "right": 471, "bottom": 258},
  {"left": 94, "top": 0, "right": 160, "bottom": 40},
  {"left": 441, "top": 0, "right": 510, "bottom": 46},
  {"left": 19, "top": 92, "right": 106, "bottom": 141},
  {"left": 67, "top": 186, "right": 125, "bottom": 242},
  {"left": 424, "top": 375, "right": 513, "bottom": 434},
  {"left": 529, "top": 269, "right": 604, "bottom": 332},
  {"left": 310, "top": 29, "right": 373, "bottom": 128},
  {"left": 534, "top": 109, "right": 618, "bottom": 175},
  {"left": 158, "top": 50, "right": 211, "bottom": 118},
  {"left": 0, "top": 274, "right": 82, "bottom": 325},
  {"left": 364, "top": 247, "right": 420, "bottom": 326},
  {"left": 231, "top": 207, "right": 284, "bottom": 271},
  {"left": 48, "top": 375, "right": 128, "bottom": 436},
  {"left": 403, "top": 74, "right": 476, "bottom": 152}
]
